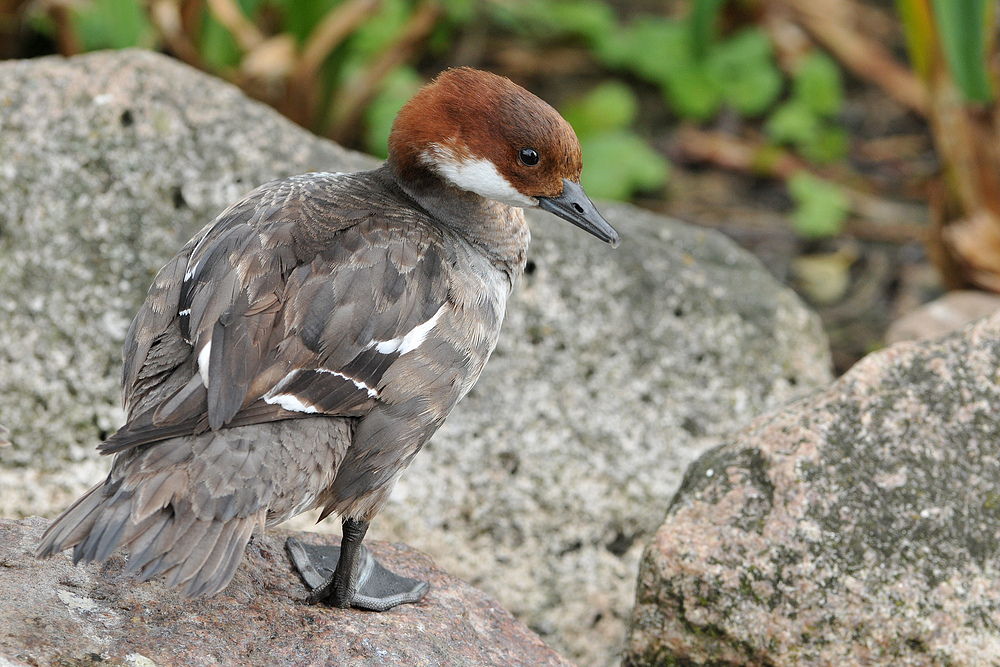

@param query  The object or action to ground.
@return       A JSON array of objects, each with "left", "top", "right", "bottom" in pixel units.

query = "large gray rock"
[
  {"left": 1, "top": 517, "right": 573, "bottom": 666},
  {"left": 625, "top": 311, "right": 1000, "bottom": 666},
  {"left": 0, "top": 51, "right": 831, "bottom": 666}
]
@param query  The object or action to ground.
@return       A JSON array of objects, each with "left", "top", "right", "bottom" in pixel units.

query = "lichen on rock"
[{"left": 626, "top": 312, "right": 1000, "bottom": 666}]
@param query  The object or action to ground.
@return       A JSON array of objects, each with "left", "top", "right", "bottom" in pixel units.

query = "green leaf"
[
  {"left": 788, "top": 172, "right": 849, "bottom": 238},
  {"left": 579, "top": 131, "right": 670, "bottom": 201},
  {"left": 365, "top": 66, "right": 423, "bottom": 158},
  {"left": 544, "top": 0, "right": 618, "bottom": 41},
  {"left": 930, "top": 0, "right": 995, "bottom": 103},
  {"left": 440, "top": 0, "right": 476, "bottom": 23},
  {"left": 793, "top": 51, "right": 844, "bottom": 117},
  {"left": 199, "top": 14, "right": 242, "bottom": 70},
  {"left": 198, "top": 0, "right": 267, "bottom": 71},
  {"left": 71, "top": 0, "right": 155, "bottom": 51},
  {"left": 799, "top": 125, "right": 849, "bottom": 164},
  {"left": 598, "top": 19, "right": 780, "bottom": 120},
  {"left": 561, "top": 81, "right": 638, "bottom": 136},
  {"left": 895, "top": 0, "right": 935, "bottom": 80},
  {"left": 595, "top": 17, "right": 689, "bottom": 88},
  {"left": 280, "top": 0, "right": 342, "bottom": 45},
  {"left": 664, "top": 64, "right": 721, "bottom": 120},
  {"left": 349, "top": 0, "right": 412, "bottom": 60},
  {"left": 768, "top": 92, "right": 847, "bottom": 164},
  {"left": 487, "top": 0, "right": 615, "bottom": 41},
  {"left": 766, "top": 100, "right": 821, "bottom": 145},
  {"left": 689, "top": 0, "right": 725, "bottom": 58},
  {"left": 708, "top": 29, "right": 783, "bottom": 116}
]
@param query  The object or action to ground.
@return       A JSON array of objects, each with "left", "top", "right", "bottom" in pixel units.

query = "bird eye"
[{"left": 518, "top": 147, "right": 539, "bottom": 166}]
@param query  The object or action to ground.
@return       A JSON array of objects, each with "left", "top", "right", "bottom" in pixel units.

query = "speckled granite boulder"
[
  {"left": 0, "top": 51, "right": 831, "bottom": 666},
  {"left": 0, "top": 518, "right": 573, "bottom": 667},
  {"left": 625, "top": 312, "right": 1000, "bottom": 666}
]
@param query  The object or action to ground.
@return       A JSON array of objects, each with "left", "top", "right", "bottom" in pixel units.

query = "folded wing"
[{"left": 103, "top": 172, "right": 453, "bottom": 454}]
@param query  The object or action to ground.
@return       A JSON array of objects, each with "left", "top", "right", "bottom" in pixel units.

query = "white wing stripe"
[
  {"left": 198, "top": 341, "right": 212, "bottom": 387},
  {"left": 372, "top": 306, "right": 445, "bottom": 356},
  {"left": 264, "top": 393, "right": 319, "bottom": 414},
  {"left": 312, "top": 368, "right": 380, "bottom": 398},
  {"left": 263, "top": 368, "right": 380, "bottom": 405},
  {"left": 184, "top": 257, "right": 202, "bottom": 282}
]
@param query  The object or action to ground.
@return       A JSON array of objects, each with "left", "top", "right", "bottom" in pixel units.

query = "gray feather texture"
[{"left": 37, "top": 165, "right": 528, "bottom": 596}]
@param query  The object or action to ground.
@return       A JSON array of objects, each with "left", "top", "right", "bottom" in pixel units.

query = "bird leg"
[{"left": 286, "top": 517, "right": 428, "bottom": 611}]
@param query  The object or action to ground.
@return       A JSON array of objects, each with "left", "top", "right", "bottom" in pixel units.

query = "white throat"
[{"left": 422, "top": 142, "right": 537, "bottom": 209}]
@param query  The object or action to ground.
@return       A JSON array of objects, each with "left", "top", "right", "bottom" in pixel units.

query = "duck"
[{"left": 36, "top": 67, "right": 620, "bottom": 611}]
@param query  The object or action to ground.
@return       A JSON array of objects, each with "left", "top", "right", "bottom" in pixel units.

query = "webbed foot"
[{"left": 286, "top": 527, "right": 427, "bottom": 611}]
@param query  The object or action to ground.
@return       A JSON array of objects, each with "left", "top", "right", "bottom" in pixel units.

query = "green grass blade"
[
  {"left": 895, "top": 0, "right": 935, "bottom": 80},
  {"left": 689, "top": 0, "right": 725, "bottom": 59},
  {"left": 930, "top": 0, "right": 995, "bottom": 103}
]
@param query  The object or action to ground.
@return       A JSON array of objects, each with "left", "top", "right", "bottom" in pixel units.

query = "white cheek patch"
[
  {"left": 372, "top": 306, "right": 445, "bottom": 356},
  {"left": 423, "top": 143, "right": 537, "bottom": 209}
]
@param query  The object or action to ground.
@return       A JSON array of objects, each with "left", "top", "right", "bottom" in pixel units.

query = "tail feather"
[
  {"left": 35, "top": 460, "right": 265, "bottom": 599},
  {"left": 35, "top": 418, "right": 346, "bottom": 599},
  {"left": 35, "top": 482, "right": 107, "bottom": 560},
  {"left": 131, "top": 470, "right": 186, "bottom": 524},
  {"left": 122, "top": 509, "right": 175, "bottom": 574},
  {"left": 192, "top": 517, "right": 257, "bottom": 597},
  {"left": 127, "top": 507, "right": 201, "bottom": 579},
  {"left": 162, "top": 519, "right": 217, "bottom": 587},
  {"left": 88, "top": 500, "right": 133, "bottom": 563},
  {"left": 188, "top": 519, "right": 239, "bottom": 591},
  {"left": 129, "top": 513, "right": 261, "bottom": 597}
]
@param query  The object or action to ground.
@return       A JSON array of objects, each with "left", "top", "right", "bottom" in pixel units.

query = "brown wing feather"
[{"left": 103, "top": 169, "right": 456, "bottom": 454}]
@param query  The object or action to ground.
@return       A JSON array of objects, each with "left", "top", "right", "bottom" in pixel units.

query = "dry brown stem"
[
  {"left": 674, "top": 125, "right": 807, "bottom": 180},
  {"left": 206, "top": 0, "right": 263, "bottom": 52},
  {"left": 776, "top": 0, "right": 929, "bottom": 116},
  {"left": 150, "top": 0, "right": 202, "bottom": 68},
  {"left": 326, "top": 0, "right": 442, "bottom": 142},
  {"left": 281, "top": 0, "right": 381, "bottom": 127},
  {"left": 40, "top": 0, "right": 81, "bottom": 56},
  {"left": 675, "top": 126, "right": 928, "bottom": 243}
]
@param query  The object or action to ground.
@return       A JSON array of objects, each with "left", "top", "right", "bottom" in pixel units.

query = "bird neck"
[{"left": 383, "top": 160, "right": 529, "bottom": 283}]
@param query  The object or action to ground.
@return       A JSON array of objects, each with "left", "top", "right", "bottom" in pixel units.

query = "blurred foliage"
[
  {"left": 788, "top": 171, "right": 849, "bottom": 239},
  {"left": 363, "top": 65, "right": 423, "bottom": 158},
  {"left": 599, "top": 21, "right": 784, "bottom": 120},
  {"left": 562, "top": 82, "right": 670, "bottom": 200},
  {"left": 66, "top": 0, "right": 156, "bottom": 50},
  {"left": 767, "top": 52, "right": 848, "bottom": 164},
  {"left": 16, "top": 0, "right": 858, "bottom": 226},
  {"left": 896, "top": 0, "right": 1000, "bottom": 291},
  {"left": 926, "top": 0, "right": 994, "bottom": 103}
]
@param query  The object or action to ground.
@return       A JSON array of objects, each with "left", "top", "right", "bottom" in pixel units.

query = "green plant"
[
  {"left": 69, "top": 0, "right": 156, "bottom": 50},
  {"left": 363, "top": 65, "right": 423, "bottom": 157},
  {"left": 766, "top": 52, "right": 848, "bottom": 164},
  {"left": 788, "top": 171, "right": 849, "bottom": 239},
  {"left": 485, "top": 0, "right": 617, "bottom": 43},
  {"left": 591, "top": 0, "right": 851, "bottom": 229},
  {"left": 32, "top": 0, "right": 442, "bottom": 144},
  {"left": 896, "top": 0, "right": 1000, "bottom": 290},
  {"left": 562, "top": 81, "right": 670, "bottom": 200},
  {"left": 595, "top": 13, "right": 785, "bottom": 121}
]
